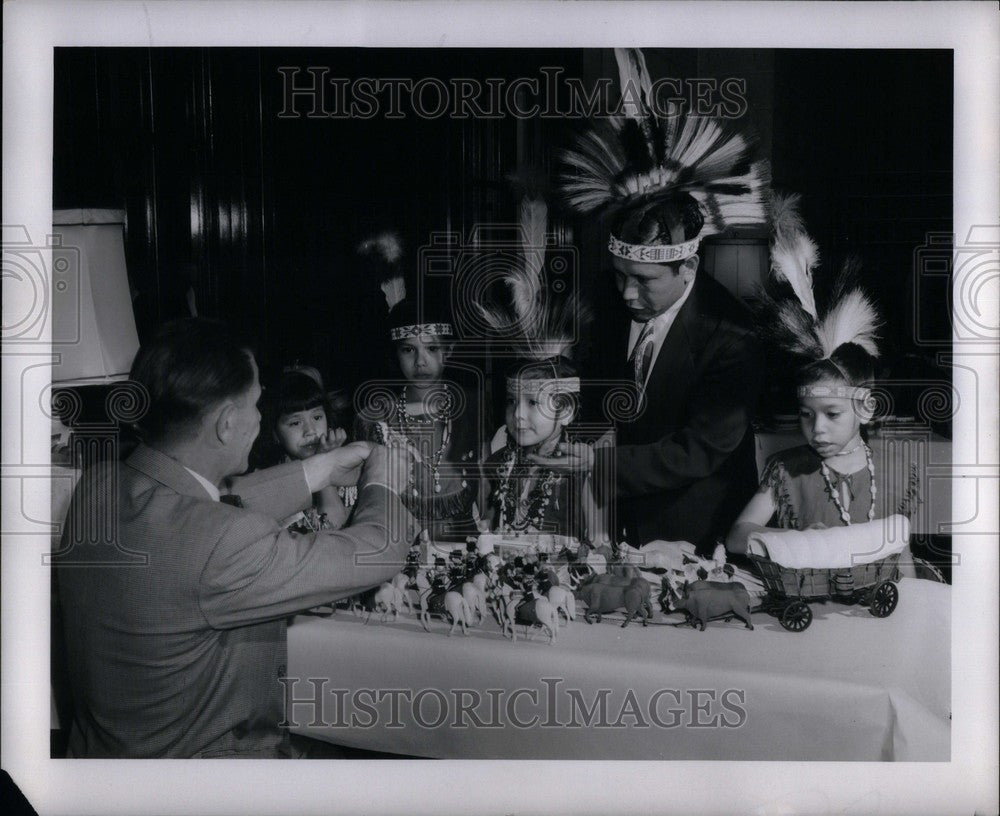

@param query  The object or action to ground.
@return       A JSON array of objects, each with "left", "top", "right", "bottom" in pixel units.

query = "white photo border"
[{"left": 2, "top": 2, "right": 997, "bottom": 815}]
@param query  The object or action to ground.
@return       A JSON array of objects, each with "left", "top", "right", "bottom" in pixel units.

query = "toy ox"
[
  {"left": 576, "top": 573, "right": 651, "bottom": 627},
  {"left": 669, "top": 580, "right": 754, "bottom": 631}
]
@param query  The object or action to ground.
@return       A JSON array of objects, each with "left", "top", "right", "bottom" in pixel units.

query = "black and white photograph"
[{"left": 2, "top": 2, "right": 997, "bottom": 815}]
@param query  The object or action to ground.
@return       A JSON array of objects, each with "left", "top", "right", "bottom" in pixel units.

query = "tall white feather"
[
  {"left": 769, "top": 193, "right": 818, "bottom": 319},
  {"left": 817, "top": 289, "right": 881, "bottom": 359}
]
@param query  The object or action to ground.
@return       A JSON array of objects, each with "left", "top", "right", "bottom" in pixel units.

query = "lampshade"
[{"left": 51, "top": 209, "right": 139, "bottom": 385}]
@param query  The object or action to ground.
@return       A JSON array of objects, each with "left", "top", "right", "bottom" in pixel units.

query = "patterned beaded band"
[
  {"left": 797, "top": 384, "right": 872, "bottom": 400},
  {"left": 608, "top": 234, "right": 700, "bottom": 263},
  {"left": 390, "top": 322, "right": 454, "bottom": 340},
  {"left": 506, "top": 377, "right": 581, "bottom": 396}
]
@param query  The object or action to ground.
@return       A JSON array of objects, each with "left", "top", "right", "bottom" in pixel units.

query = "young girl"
[
  {"left": 726, "top": 195, "right": 920, "bottom": 554},
  {"left": 357, "top": 296, "right": 485, "bottom": 543},
  {"left": 253, "top": 366, "right": 353, "bottom": 532},
  {"left": 484, "top": 357, "right": 603, "bottom": 544}
]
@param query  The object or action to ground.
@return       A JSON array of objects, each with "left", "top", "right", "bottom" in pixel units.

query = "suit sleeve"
[
  {"left": 223, "top": 460, "right": 312, "bottom": 521},
  {"left": 597, "top": 330, "right": 761, "bottom": 499},
  {"left": 198, "top": 483, "right": 421, "bottom": 628}
]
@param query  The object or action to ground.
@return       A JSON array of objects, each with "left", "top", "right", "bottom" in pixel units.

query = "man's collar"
[
  {"left": 127, "top": 444, "right": 222, "bottom": 502},
  {"left": 182, "top": 466, "right": 221, "bottom": 502}
]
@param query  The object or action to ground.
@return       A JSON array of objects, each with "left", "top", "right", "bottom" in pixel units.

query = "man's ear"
[
  {"left": 680, "top": 254, "right": 699, "bottom": 284},
  {"left": 215, "top": 401, "right": 238, "bottom": 445}
]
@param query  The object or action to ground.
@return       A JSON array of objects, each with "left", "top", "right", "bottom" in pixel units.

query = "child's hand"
[{"left": 317, "top": 427, "right": 348, "bottom": 452}]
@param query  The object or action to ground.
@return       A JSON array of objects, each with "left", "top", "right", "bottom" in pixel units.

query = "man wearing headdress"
[{"left": 545, "top": 101, "right": 769, "bottom": 555}]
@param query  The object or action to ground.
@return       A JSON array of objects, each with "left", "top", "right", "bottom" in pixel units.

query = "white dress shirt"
[
  {"left": 626, "top": 273, "right": 696, "bottom": 388},
  {"left": 183, "top": 466, "right": 221, "bottom": 502}
]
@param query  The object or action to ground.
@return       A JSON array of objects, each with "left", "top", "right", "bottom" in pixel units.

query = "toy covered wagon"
[{"left": 745, "top": 515, "right": 910, "bottom": 632}]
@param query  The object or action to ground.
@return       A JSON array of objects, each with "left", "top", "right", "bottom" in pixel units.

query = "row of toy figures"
[{"left": 339, "top": 541, "right": 702, "bottom": 643}]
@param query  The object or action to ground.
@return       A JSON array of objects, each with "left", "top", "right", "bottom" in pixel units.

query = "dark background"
[{"left": 53, "top": 47, "right": 953, "bottom": 421}]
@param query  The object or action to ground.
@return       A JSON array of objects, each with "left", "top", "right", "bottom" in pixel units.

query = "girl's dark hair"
[
  {"left": 796, "top": 342, "right": 876, "bottom": 390},
  {"left": 611, "top": 192, "right": 704, "bottom": 248},
  {"left": 250, "top": 370, "right": 332, "bottom": 469},
  {"left": 129, "top": 318, "right": 255, "bottom": 443},
  {"left": 509, "top": 356, "right": 581, "bottom": 421}
]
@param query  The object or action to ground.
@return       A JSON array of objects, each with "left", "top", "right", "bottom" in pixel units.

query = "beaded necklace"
[
  {"left": 494, "top": 443, "right": 561, "bottom": 532},
  {"left": 397, "top": 385, "right": 453, "bottom": 495},
  {"left": 819, "top": 443, "right": 876, "bottom": 525}
]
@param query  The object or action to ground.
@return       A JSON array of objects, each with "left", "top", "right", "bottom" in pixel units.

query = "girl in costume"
[
  {"left": 252, "top": 366, "right": 354, "bottom": 532},
  {"left": 484, "top": 357, "right": 603, "bottom": 544},
  {"left": 357, "top": 295, "right": 485, "bottom": 544},
  {"left": 726, "top": 195, "right": 921, "bottom": 554}
]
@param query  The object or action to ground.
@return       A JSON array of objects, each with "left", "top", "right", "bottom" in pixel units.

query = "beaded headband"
[
  {"left": 390, "top": 322, "right": 454, "bottom": 341},
  {"left": 608, "top": 235, "right": 700, "bottom": 264},
  {"left": 797, "top": 384, "right": 872, "bottom": 401},
  {"left": 506, "top": 376, "right": 581, "bottom": 396}
]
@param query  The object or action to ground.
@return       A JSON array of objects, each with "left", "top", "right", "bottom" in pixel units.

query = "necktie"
[
  {"left": 220, "top": 494, "right": 244, "bottom": 508},
  {"left": 629, "top": 320, "right": 656, "bottom": 392}
]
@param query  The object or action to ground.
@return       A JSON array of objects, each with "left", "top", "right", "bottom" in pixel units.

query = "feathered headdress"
[
  {"left": 759, "top": 193, "right": 881, "bottom": 399},
  {"left": 560, "top": 74, "right": 769, "bottom": 263},
  {"left": 357, "top": 230, "right": 406, "bottom": 310},
  {"left": 475, "top": 196, "right": 588, "bottom": 395}
]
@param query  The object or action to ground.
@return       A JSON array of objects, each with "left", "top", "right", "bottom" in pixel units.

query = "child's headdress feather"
[
  {"left": 475, "top": 195, "right": 588, "bottom": 394},
  {"left": 756, "top": 192, "right": 882, "bottom": 396}
]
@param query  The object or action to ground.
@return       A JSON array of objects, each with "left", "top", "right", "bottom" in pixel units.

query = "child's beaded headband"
[
  {"left": 389, "top": 322, "right": 453, "bottom": 341},
  {"left": 505, "top": 376, "right": 581, "bottom": 396},
  {"left": 797, "top": 384, "right": 871, "bottom": 401}
]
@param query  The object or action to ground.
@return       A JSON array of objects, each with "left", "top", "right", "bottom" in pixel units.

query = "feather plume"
[
  {"left": 753, "top": 285, "right": 824, "bottom": 360},
  {"left": 770, "top": 192, "right": 805, "bottom": 242},
  {"left": 614, "top": 48, "right": 653, "bottom": 119},
  {"left": 559, "top": 105, "right": 768, "bottom": 233},
  {"left": 473, "top": 197, "right": 545, "bottom": 342},
  {"left": 817, "top": 288, "right": 881, "bottom": 359},
  {"left": 768, "top": 192, "right": 818, "bottom": 319},
  {"left": 474, "top": 195, "right": 590, "bottom": 362}
]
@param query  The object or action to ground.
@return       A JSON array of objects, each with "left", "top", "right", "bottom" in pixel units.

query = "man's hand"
[
  {"left": 359, "top": 441, "right": 417, "bottom": 495},
  {"left": 527, "top": 441, "right": 595, "bottom": 473},
  {"left": 303, "top": 441, "right": 373, "bottom": 491}
]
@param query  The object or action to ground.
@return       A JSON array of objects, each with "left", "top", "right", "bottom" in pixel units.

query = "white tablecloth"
[{"left": 286, "top": 578, "right": 949, "bottom": 760}]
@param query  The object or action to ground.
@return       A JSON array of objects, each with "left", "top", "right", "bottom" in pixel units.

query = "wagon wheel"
[
  {"left": 869, "top": 581, "right": 899, "bottom": 618},
  {"left": 780, "top": 601, "right": 812, "bottom": 632}
]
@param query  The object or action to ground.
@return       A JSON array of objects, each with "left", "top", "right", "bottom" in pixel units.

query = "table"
[{"left": 287, "top": 578, "right": 950, "bottom": 761}]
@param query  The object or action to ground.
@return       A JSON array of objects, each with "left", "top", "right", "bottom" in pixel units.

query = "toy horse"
[
  {"left": 497, "top": 582, "right": 559, "bottom": 645},
  {"left": 414, "top": 569, "right": 474, "bottom": 636}
]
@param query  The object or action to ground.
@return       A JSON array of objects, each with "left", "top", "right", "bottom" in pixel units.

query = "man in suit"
[
  {"left": 535, "top": 196, "right": 762, "bottom": 555},
  {"left": 547, "top": 102, "right": 767, "bottom": 554},
  {"left": 56, "top": 318, "right": 419, "bottom": 758},
  {"left": 596, "top": 197, "right": 762, "bottom": 553}
]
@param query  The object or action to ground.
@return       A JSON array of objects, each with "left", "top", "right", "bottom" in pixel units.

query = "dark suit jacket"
[
  {"left": 56, "top": 445, "right": 419, "bottom": 758},
  {"left": 594, "top": 272, "right": 762, "bottom": 553}
]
